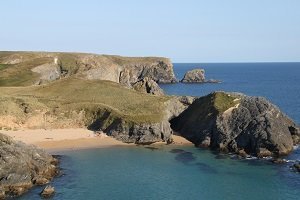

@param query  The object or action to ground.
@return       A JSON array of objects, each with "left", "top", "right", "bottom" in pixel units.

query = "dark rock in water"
[
  {"left": 40, "top": 185, "right": 55, "bottom": 198},
  {"left": 171, "top": 91, "right": 300, "bottom": 156},
  {"left": 169, "top": 149, "right": 185, "bottom": 154},
  {"left": 144, "top": 146, "right": 159, "bottom": 151},
  {"left": 272, "top": 158, "right": 287, "bottom": 164},
  {"left": 293, "top": 163, "right": 300, "bottom": 172},
  {"left": 132, "top": 77, "right": 164, "bottom": 95},
  {"left": 0, "top": 133, "right": 58, "bottom": 198},
  {"left": 174, "top": 151, "right": 196, "bottom": 164},
  {"left": 181, "top": 69, "right": 205, "bottom": 83},
  {"left": 195, "top": 162, "right": 218, "bottom": 174},
  {"left": 205, "top": 79, "right": 222, "bottom": 83}
]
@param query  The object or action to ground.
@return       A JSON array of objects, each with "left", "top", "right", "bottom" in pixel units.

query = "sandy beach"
[{"left": 1, "top": 129, "right": 192, "bottom": 152}]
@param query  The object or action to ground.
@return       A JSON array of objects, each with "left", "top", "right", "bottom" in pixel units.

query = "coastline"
[{"left": 1, "top": 129, "right": 193, "bottom": 153}]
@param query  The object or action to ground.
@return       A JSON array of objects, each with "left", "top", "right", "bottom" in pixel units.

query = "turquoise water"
[
  {"left": 19, "top": 146, "right": 300, "bottom": 200},
  {"left": 19, "top": 63, "right": 300, "bottom": 200}
]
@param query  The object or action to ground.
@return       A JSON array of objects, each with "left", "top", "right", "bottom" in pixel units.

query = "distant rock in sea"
[
  {"left": 0, "top": 133, "right": 58, "bottom": 198},
  {"left": 180, "top": 68, "right": 221, "bottom": 83},
  {"left": 170, "top": 91, "right": 300, "bottom": 156}
]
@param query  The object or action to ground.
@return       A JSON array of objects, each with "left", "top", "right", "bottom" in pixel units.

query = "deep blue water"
[
  {"left": 19, "top": 63, "right": 300, "bottom": 200},
  {"left": 161, "top": 63, "right": 300, "bottom": 123}
]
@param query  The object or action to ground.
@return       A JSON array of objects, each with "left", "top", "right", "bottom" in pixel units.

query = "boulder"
[
  {"left": 171, "top": 91, "right": 300, "bottom": 156},
  {"left": 0, "top": 133, "right": 58, "bottom": 198},
  {"left": 132, "top": 77, "right": 164, "bottom": 95},
  {"left": 181, "top": 69, "right": 205, "bottom": 83},
  {"left": 40, "top": 185, "right": 55, "bottom": 198},
  {"left": 293, "top": 163, "right": 300, "bottom": 172}
]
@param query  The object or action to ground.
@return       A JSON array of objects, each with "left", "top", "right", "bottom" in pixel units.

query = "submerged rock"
[
  {"left": 132, "top": 77, "right": 164, "bottom": 95},
  {"left": 171, "top": 91, "right": 300, "bottom": 156},
  {"left": 292, "top": 163, "right": 300, "bottom": 172},
  {"left": 0, "top": 133, "right": 58, "bottom": 198}
]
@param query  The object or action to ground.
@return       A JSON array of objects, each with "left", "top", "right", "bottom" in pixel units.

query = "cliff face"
[
  {"left": 171, "top": 92, "right": 300, "bottom": 156},
  {"left": 0, "top": 52, "right": 176, "bottom": 87},
  {"left": 0, "top": 133, "right": 58, "bottom": 198}
]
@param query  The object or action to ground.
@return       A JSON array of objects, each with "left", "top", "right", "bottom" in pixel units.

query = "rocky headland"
[
  {"left": 171, "top": 91, "right": 300, "bottom": 157},
  {"left": 0, "top": 133, "right": 58, "bottom": 199},
  {"left": 181, "top": 68, "right": 221, "bottom": 83}
]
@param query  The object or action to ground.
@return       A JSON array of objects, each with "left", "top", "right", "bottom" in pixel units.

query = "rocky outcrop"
[
  {"left": 40, "top": 185, "right": 55, "bottom": 198},
  {"left": 0, "top": 133, "right": 58, "bottom": 198},
  {"left": 31, "top": 62, "right": 61, "bottom": 85},
  {"left": 88, "top": 96, "right": 195, "bottom": 144},
  {"left": 69, "top": 55, "right": 177, "bottom": 86},
  {"left": 132, "top": 77, "right": 164, "bottom": 95},
  {"left": 181, "top": 68, "right": 221, "bottom": 83},
  {"left": 171, "top": 91, "right": 300, "bottom": 156}
]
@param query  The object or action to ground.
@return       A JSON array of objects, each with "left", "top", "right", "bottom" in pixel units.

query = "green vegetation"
[
  {"left": 0, "top": 78, "right": 169, "bottom": 125},
  {"left": 0, "top": 64, "right": 10, "bottom": 70},
  {"left": 57, "top": 53, "right": 80, "bottom": 75},
  {"left": 0, "top": 57, "right": 52, "bottom": 86},
  {"left": 213, "top": 92, "right": 238, "bottom": 113}
]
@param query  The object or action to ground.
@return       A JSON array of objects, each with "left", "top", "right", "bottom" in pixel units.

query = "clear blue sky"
[{"left": 1, "top": 0, "right": 300, "bottom": 62}]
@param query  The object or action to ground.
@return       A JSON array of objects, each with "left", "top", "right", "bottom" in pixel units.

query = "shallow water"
[
  {"left": 19, "top": 146, "right": 300, "bottom": 200},
  {"left": 19, "top": 63, "right": 300, "bottom": 200}
]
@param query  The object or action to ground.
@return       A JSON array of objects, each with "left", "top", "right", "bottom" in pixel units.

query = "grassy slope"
[{"left": 0, "top": 78, "right": 169, "bottom": 124}]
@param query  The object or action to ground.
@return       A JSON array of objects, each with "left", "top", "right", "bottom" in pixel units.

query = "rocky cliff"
[
  {"left": 0, "top": 133, "right": 58, "bottom": 198},
  {"left": 0, "top": 52, "right": 177, "bottom": 87},
  {"left": 171, "top": 92, "right": 300, "bottom": 156}
]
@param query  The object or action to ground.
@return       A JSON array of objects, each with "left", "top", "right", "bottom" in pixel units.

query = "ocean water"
[{"left": 19, "top": 63, "right": 300, "bottom": 200}]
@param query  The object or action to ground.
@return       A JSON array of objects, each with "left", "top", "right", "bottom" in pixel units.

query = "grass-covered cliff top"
[
  {"left": 0, "top": 78, "right": 170, "bottom": 125},
  {"left": 0, "top": 51, "right": 172, "bottom": 87}
]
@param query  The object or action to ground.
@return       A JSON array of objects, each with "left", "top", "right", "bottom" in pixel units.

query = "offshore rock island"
[{"left": 0, "top": 51, "right": 299, "bottom": 198}]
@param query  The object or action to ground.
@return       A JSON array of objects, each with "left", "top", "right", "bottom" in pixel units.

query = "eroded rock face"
[
  {"left": 88, "top": 96, "right": 195, "bottom": 144},
  {"left": 132, "top": 77, "right": 164, "bottom": 96},
  {"left": 0, "top": 133, "right": 58, "bottom": 198},
  {"left": 181, "top": 69, "right": 205, "bottom": 83},
  {"left": 171, "top": 92, "right": 300, "bottom": 156}
]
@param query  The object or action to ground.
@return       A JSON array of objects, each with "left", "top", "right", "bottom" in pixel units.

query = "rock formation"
[
  {"left": 132, "top": 77, "right": 164, "bottom": 95},
  {"left": 171, "top": 91, "right": 300, "bottom": 156},
  {"left": 181, "top": 68, "right": 221, "bottom": 83},
  {"left": 0, "top": 133, "right": 58, "bottom": 198},
  {"left": 40, "top": 185, "right": 55, "bottom": 198},
  {"left": 88, "top": 96, "right": 195, "bottom": 144},
  {"left": 181, "top": 69, "right": 205, "bottom": 83}
]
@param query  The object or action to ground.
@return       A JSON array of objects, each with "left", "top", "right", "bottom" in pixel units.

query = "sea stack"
[{"left": 181, "top": 68, "right": 221, "bottom": 83}]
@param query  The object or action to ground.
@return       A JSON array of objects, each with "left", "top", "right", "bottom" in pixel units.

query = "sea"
[{"left": 19, "top": 63, "right": 300, "bottom": 200}]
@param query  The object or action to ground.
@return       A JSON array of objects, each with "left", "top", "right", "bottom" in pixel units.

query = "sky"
[{"left": 1, "top": 0, "right": 300, "bottom": 62}]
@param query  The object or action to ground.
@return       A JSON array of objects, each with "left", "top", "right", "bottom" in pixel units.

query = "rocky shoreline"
[
  {"left": 0, "top": 51, "right": 300, "bottom": 198},
  {"left": 0, "top": 133, "right": 59, "bottom": 199}
]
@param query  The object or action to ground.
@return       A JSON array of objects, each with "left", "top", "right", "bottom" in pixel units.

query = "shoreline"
[{"left": 1, "top": 129, "right": 193, "bottom": 153}]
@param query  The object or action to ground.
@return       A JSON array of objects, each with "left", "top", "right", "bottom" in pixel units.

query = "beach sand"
[{"left": 1, "top": 129, "right": 192, "bottom": 152}]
